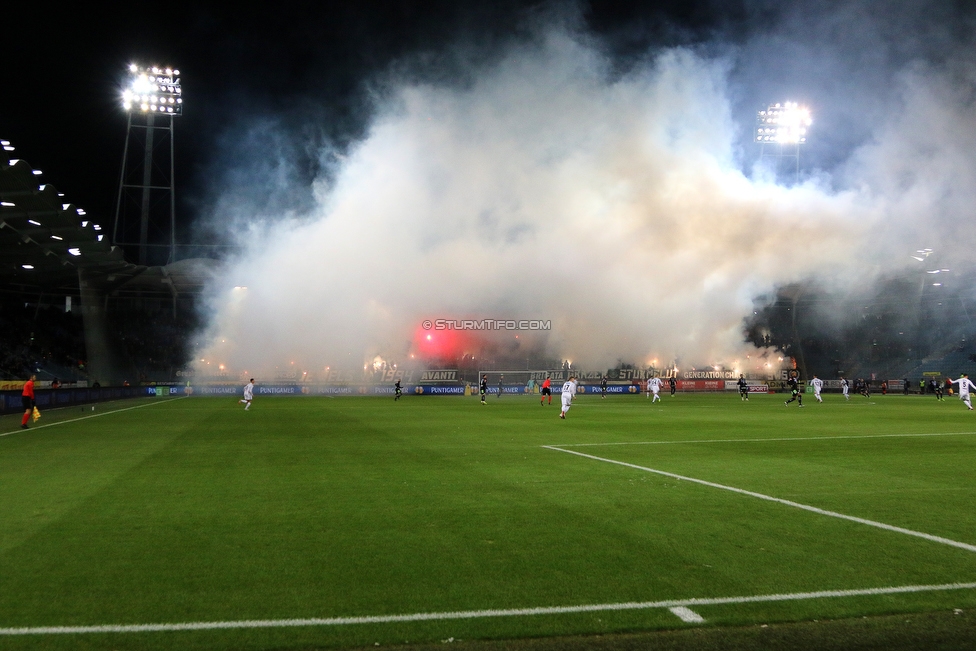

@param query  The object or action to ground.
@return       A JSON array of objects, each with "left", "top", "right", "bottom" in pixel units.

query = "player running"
[
  {"left": 238, "top": 378, "right": 255, "bottom": 410},
  {"left": 540, "top": 376, "right": 552, "bottom": 406},
  {"left": 559, "top": 376, "right": 578, "bottom": 419},
  {"left": 784, "top": 372, "right": 803, "bottom": 407},
  {"left": 601, "top": 375, "right": 608, "bottom": 399},
  {"left": 394, "top": 379, "right": 402, "bottom": 401},
  {"left": 948, "top": 374, "right": 976, "bottom": 410},
  {"left": 647, "top": 375, "right": 663, "bottom": 403},
  {"left": 840, "top": 377, "right": 850, "bottom": 400},
  {"left": 809, "top": 374, "right": 823, "bottom": 403},
  {"left": 669, "top": 376, "right": 676, "bottom": 396},
  {"left": 859, "top": 378, "right": 871, "bottom": 398},
  {"left": 480, "top": 375, "right": 488, "bottom": 404},
  {"left": 737, "top": 374, "right": 749, "bottom": 401}
]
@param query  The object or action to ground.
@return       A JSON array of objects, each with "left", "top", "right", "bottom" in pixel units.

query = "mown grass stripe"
[
  {"left": 0, "top": 398, "right": 184, "bottom": 438},
  {"left": 544, "top": 446, "right": 976, "bottom": 553},
  {"left": 2, "top": 582, "right": 974, "bottom": 635},
  {"left": 552, "top": 431, "right": 976, "bottom": 447}
]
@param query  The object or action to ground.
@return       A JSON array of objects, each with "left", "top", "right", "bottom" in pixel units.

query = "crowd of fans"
[
  {"left": 0, "top": 296, "right": 200, "bottom": 384},
  {"left": 107, "top": 305, "right": 198, "bottom": 382},
  {"left": 0, "top": 298, "right": 87, "bottom": 380}
]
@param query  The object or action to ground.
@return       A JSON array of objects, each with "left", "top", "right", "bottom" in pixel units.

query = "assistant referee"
[{"left": 21, "top": 374, "right": 36, "bottom": 429}]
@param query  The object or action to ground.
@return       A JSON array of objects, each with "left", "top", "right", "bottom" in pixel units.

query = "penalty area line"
[
  {"left": 0, "top": 398, "right": 186, "bottom": 438},
  {"left": 1, "top": 582, "right": 975, "bottom": 635},
  {"left": 543, "top": 446, "right": 976, "bottom": 554}
]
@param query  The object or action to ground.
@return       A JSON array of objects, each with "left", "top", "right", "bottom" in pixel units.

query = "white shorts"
[{"left": 561, "top": 393, "right": 573, "bottom": 409}]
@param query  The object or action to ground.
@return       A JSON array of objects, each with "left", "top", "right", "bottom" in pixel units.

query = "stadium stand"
[{"left": 1, "top": 140, "right": 211, "bottom": 385}]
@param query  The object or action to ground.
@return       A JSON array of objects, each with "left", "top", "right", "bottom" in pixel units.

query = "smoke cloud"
[{"left": 193, "top": 10, "right": 976, "bottom": 378}]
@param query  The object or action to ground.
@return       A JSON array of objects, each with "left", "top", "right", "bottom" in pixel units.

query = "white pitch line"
[
  {"left": 1, "top": 582, "right": 973, "bottom": 635},
  {"left": 543, "top": 446, "right": 976, "bottom": 554},
  {"left": 551, "top": 431, "right": 976, "bottom": 448},
  {"left": 669, "top": 606, "right": 705, "bottom": 623},
  {"left": 0, "top": 398, "right": 184, "bottom": 438}
]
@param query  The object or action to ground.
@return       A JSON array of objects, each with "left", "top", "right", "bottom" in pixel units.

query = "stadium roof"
[{"left": 0, "top": 142, "right": 213, "bottom": 298}]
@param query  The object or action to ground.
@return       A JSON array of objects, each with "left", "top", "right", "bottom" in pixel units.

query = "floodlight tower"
[
  {"left": 756, "top": 102, "right": 811, "bottom": 184},
  {"left": 113, "top": 63, "right": 183, "bottom": 266}
]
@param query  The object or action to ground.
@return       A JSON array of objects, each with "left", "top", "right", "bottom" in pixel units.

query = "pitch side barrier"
[
  {"left": 187, "top": 380, "right": 773, "bottom": 398},
  {"left": 192, "top": 384, "right": 468, "bottom": 397},
  {"left": 0, "top": 386, "right": 158, "bottom": 415}
]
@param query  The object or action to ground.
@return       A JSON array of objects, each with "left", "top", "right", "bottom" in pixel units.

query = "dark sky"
[
  {"left": 4, "top": 1, "right": 973, "bottom": 252},
  {"left": 2, "top": 1, "right": 747, "bottom": 247}
]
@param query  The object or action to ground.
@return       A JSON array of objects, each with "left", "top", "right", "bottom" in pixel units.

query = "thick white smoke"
[{"left": 193, "top": 28, "right": 969, "bottom": 378}]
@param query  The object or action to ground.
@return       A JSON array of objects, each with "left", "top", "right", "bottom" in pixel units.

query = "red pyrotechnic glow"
[{"left": 411, "top": 325, "right": 474, "bottom": 362}]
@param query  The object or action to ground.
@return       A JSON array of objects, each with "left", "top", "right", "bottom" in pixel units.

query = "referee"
[{"left": 21, "top": 374, "right": 36, "bottom": 429}]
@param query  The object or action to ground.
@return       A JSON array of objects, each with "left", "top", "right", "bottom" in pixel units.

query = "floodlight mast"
[
  {"left": 113, "top": 63, "right": 183, "bottom": 266},
  {"left": 756, "top": 102, "right": 811, "bottom": 184}
]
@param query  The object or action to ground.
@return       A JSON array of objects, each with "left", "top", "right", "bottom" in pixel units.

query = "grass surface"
[{"left": 1, "top": 392, "right": 975, "bottom": 650}]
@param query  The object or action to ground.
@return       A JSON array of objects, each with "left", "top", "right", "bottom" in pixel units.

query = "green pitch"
[{"left": 2, "top": 392, "right": 976, "bottom": 651}]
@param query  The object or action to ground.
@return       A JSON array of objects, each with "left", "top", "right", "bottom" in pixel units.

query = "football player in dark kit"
[
  {"left": 480, "top": 375, "right": 488, "bottom": 404},
  {"left": 858, "top": 378, "right": 871, "bottom": 398},
  {"left": 394, "top": 379, "right": 402, "bottom": 401},
  {"left": 784, "top": 371, "right": 803, "bottom": 407},
  {"left": 669, "top": 376, "right": 676, "bottom": 396},
  {"left": 601, "top": 375, "right": 608, "bottom": 399},
  {"left": 737, "top": 374, "right": 749, "bottom": 401}
]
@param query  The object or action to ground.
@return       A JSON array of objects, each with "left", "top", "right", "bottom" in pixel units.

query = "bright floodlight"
[
  {"left": 121, "top": 63, "right": 183, "bottom": 115},
  {"left": 756, "top": 101, "right": 811, "bottom": 144}
]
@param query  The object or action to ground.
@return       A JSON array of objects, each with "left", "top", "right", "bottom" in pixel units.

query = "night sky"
[
  {"left": 7, "top": 1, "right": 976, "bottom": 372},
  {"left": 4, "top": 1, "right": 975, "bottom": 249},
  {"left": 2, "top": 1, "right": 745, "bottom": 246}
]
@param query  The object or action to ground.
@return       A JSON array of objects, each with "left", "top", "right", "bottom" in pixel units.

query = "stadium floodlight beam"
[
  {"left": 121, "top": 63, "right": 183, "bottom": 115},
  {"left": 114, "top": 62, "right": 183, "bottom": 266},
  {"left": 755, "top": 101, "right": 811, "bottom": 144},
  {"left": 756, "top": 101, "right": 812, "bottom": 184}
]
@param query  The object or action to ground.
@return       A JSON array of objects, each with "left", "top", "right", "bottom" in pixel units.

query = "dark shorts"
[
  {"left": 22, "top": 396, "right": 34, "bottom": 410},
  {"left": 541, "top": 387, "right": 551, "bottom": 395}
]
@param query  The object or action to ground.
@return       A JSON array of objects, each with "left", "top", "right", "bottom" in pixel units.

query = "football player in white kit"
[
  {"left": 840, "top": 377, "right": 850, "bottom": 400},
  {"left": 948, "top": 374, "right": 976, "bottom": 410},
  {"left": 647, "top": 376, "right": 663, "bottom": 402},
  {"left": 559, "top": 376, "right": 578, "bottom": 419},
  {"left": 239, "top": 378, "right": 255, "bottom": 410},
  {"left": 809, "top": 375, "right": 824, "bottom": 403}
]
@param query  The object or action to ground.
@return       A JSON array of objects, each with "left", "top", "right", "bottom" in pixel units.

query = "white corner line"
[
  {"left": 543, "top": 446, "right": 976, "bottom": 554},
  {"left": 669, "top": 606, "right": 705, "bottom": 623},
  {"left": 1, "top": 582, "right": 974, "bottom": 635},
  {"left": 0, "top": 397, "right": 185, "bottom": 438}
]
